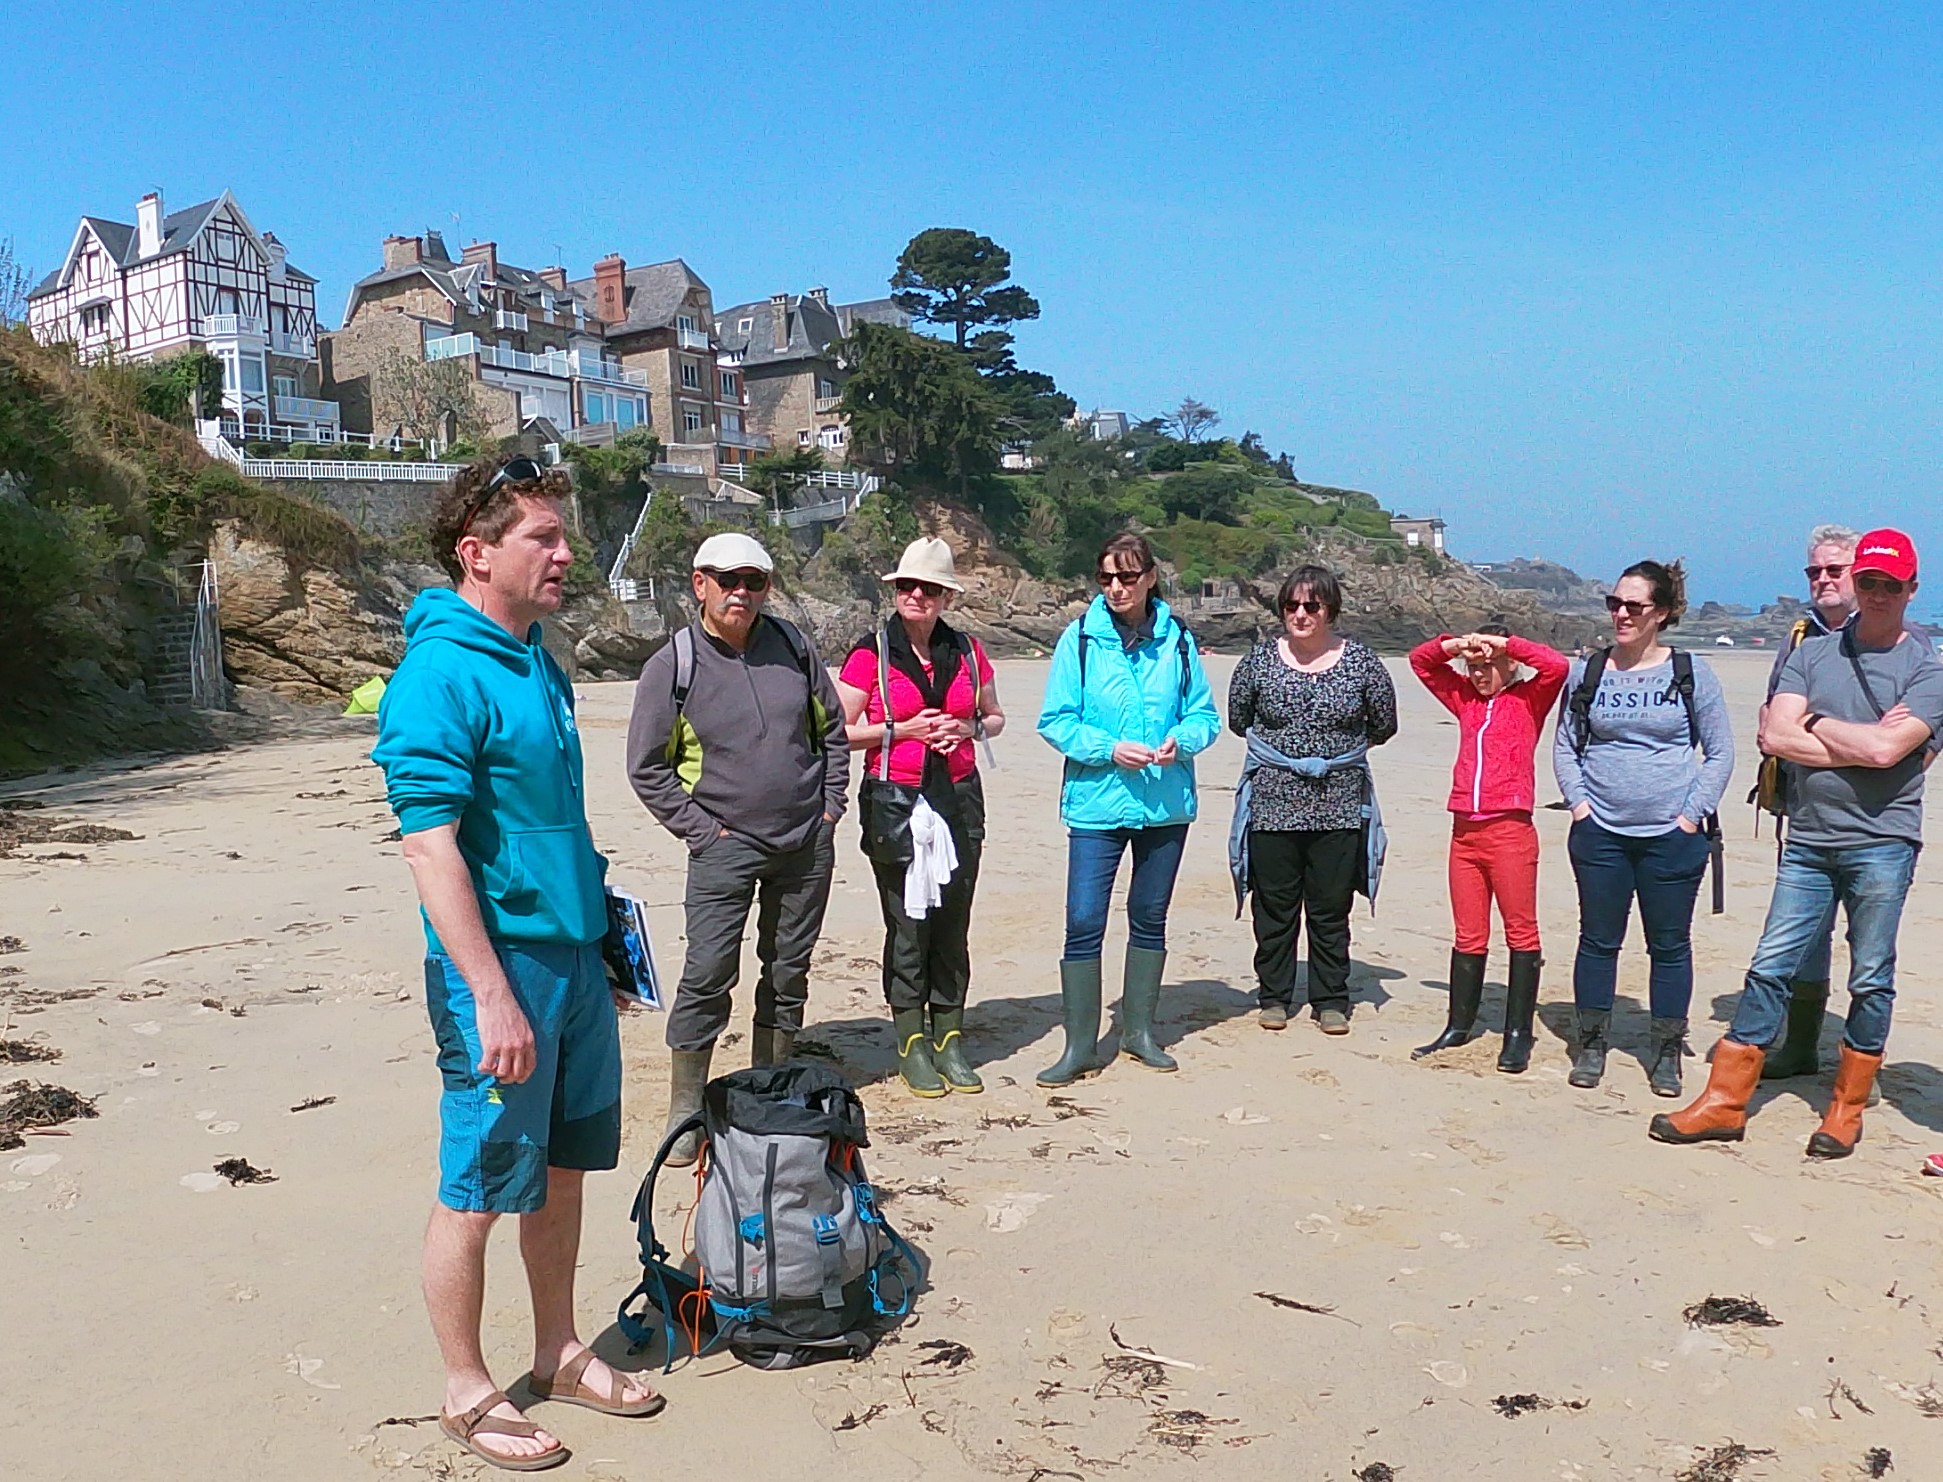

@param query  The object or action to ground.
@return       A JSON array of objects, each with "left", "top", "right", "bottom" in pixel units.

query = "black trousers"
[
  {"left": 868, "top": 778, "right": 984, "bottom": 1013},
  {"left": 1249, "top": 827, "right": 1360, "bottom": 1014}
]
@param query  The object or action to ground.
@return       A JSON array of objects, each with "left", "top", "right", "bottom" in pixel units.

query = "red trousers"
[{"left": 1448, "top": 814, "right": 1540, "bottom": 954}]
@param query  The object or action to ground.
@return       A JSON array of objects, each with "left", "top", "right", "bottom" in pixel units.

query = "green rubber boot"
[
  {"left": 1119, "top": 946, "right": 1178, "bottom": 1072},
  {"left": 929, "top": 1007, "right": 983, "bottom": 1093},
  {"left": 894, "top": 1008, "right": 948, "bottom": 1098},
  {"left": 661, "top": 1046, "right": 712, "bottom": 1168},
  {"left": 1038, "top": 959, "right": 1104, "bottom": 1087},
  {"left": 1760, "top": 980, "right": 1828, "bottom": 1080}
]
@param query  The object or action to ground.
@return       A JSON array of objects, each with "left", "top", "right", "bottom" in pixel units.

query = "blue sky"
[{"left": 7, "top": 1, "right": 1942, "bottom": 606}]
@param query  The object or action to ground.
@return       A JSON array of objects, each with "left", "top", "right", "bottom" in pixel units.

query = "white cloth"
[{"left": 902, "top": 795, "right": 960, "bottom": 919}]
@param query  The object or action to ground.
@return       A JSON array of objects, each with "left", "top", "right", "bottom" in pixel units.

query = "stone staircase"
[{"left": 148, "top": 608, "right": 200, "bottom": 709}]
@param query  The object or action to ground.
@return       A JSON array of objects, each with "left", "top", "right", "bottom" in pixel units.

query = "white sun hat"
[
  {"left": 881, "top": 537, "right": 964, "bottom": 592},
  {"left": 692, "top": 531, "right": 774, "bottom": 573}
]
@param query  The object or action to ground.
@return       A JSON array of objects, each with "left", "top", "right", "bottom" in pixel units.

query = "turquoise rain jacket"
[
  {"left": 372, "top": 588, "right": 608, "bottom": 950},
  {"left": 1036, "top": 596, "right": 1223, "bottom": 830}
]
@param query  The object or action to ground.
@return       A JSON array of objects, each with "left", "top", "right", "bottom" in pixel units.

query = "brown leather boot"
[
  {"left": 1648, "top": 1040, "right": 1764, "bottom": 1144},
  {"left": 1806, "top": 1045, "right": 1884, "bottom": 1160}
]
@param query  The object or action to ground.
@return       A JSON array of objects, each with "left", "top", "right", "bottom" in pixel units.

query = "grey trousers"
[{"left": 665, "top": 826, "right": 835, "bottom": 1052}]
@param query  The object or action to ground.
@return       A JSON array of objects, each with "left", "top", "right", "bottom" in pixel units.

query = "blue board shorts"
[{"left": 425, "top": 941, "right": 622, "bottom": 1214}]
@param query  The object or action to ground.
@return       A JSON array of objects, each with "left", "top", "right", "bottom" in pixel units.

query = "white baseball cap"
[{"left": 692, "top": 532, "right": 774, "bottom": 574}]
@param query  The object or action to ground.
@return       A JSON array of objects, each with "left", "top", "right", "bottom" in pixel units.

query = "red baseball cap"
[{"left": 1853, "top": 528, "right": 1918, "bottom": 583}]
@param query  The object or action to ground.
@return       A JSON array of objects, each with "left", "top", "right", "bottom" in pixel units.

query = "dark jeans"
[
  {"left": 666, "top": 825, "right": 835, "bottom": 1052},
  {"left": 871, "top": 782, "right": 985, "bottom": 1013},
  {"left": 1249, "top": 828, "right": 1360, "bottom": 1015},
  {"left": 1566, "top": 817, "right": 1711, "bottom": 1019},
  {"left": 1063, "top": 824, "right": 1189, "bottom": 961}
]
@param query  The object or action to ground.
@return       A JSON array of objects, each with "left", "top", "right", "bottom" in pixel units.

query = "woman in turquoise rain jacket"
[{"left": 1035, "top": 533, "right": 1222, "bottom": 1086}]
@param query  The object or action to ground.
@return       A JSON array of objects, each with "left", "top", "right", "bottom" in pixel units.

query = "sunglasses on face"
[
  {"left": 1604, "top": 595, "right": 1655, "bottom": 618},
  {"left": 1856, "top": 573, "right": 1907, "bottom": 595},
  {"left": 1283, "top": 599, "right": 1326, "bottom": 616},
  {"left": 1096, "top": 566, "right": 1152, "bottom": 588},
  {"left": 458, "top": 456, "right": 546, "bottom": 539},
  {"left": 1804, "top": 564, "right": 1849, "bottom": 581},
  {"left": 894, "top": 578, "right": 945, "bottom": 599},
  {"left": 704, "top": 568, "right": 770, "bottom": 593}
]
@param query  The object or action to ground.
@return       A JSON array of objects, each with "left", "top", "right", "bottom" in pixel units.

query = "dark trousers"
[
  {"left": 1249, "top": 828, "right": 1361, "bottom": 1014},
  {"left": 1566, "top": 817, "right": 1710, "bottom": 1018},
  {"left": 665, "top": 827, "right": 835, "bottom": 1052},
  {"left": 1063, "top": 824, "right": 1190, "bottom": 960},
  {"left": 871, "top": 813, "right": 983, "bottom": 1013}
]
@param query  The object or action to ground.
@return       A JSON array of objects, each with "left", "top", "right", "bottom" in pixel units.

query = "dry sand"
[{"left": 3, "top": 651, "right": 1942, "bottom": 1482}]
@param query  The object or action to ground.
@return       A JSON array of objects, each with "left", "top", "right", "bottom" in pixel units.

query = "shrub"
[{"left": 0, "top": 501, "right": 101, "bottom": 675}]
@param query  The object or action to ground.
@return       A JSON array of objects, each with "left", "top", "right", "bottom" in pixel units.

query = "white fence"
[{"left": 241, "top": 459, "right": 468, "bottom": 482}]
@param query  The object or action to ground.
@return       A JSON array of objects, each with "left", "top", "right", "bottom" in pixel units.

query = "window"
[
  {"left": 585, "top": 391, "right": 608, "bottom": 424},
  {"left": 272, "top": 375, "right": 297, "bottom": 399},
  {"left": 817, "top": 377, "right": 836, "bottom": 398},
  {"left": 737, "top": 317, "right": 753, "bottom": 333},
  {"left": 676, "top": 314, "right": 694, "bottom": 333},
  {"left": 818, "top": 425, "right": 845, "bottom": 449},
  {"left": 241, "top": 357, "right": 265, "bottom": 394},
  {"left": 683, "top": 407, "right": 704, "bottom": 435},
  {"left": 219, "top": 351, "right": 238, "bottom": 390},
  {"left": 679, "top": 359, "right": 700, "bottom": 389},
  {"left": 719, "top": 369, "right": 737, "bottom": 398},
  {"left": 216, "top": 288, "right": 239, "bottom": 315},
  {"left": 616, "top": 398, "right": 639, "bottom": 431},
  {"left": 721, "top": 409, "right": 741, "bottom": 433},
  {"left": 79, "top": 303, "right": 111, "bottom": 335},
  {"left": 797, "top": 429, "right": 812, "bottom": 446},
  {"left": 79, "top": 248, "right": 100, "bottom": 282}
]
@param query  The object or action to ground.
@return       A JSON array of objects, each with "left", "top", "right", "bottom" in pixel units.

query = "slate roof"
[
  {"left": 345, "top": 237, "right": 582, "bottom": 323},
  {"left": 29, "top": 195, "right": 316, "bottom": 299},
  {"left": 563, "top": 258, "right": 709, "bottom": 334},
  {"left": 713, "top": 293, "right": 846, "bottom": 367}
]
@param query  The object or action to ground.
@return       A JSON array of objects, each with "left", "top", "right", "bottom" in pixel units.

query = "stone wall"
[{"left": 257, "top": 476, "right": 444, "bottom": 539}]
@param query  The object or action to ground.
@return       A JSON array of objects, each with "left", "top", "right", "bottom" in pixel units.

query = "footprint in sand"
[
  {"left": 131, "top": 1021, "right": 162, "bottom": 1036},
  {"left": 10, "top": 1153, "right": 61, "bottom": 1177},
  {"left": 985, "top": 1193, "right": 1052, "bottom": 1232},
  {"left": 179, "top": 1171, "right": 224, "bottom": 1193}
]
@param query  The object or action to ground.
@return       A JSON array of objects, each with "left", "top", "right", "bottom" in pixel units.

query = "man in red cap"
[{"left": 1653, "top": 528, "right": 1943, "bottom": 1158}]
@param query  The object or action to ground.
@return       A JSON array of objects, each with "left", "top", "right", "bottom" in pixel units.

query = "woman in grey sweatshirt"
[{"left": 1553, "top": 560, "right": 1734, "bottom": 1097}]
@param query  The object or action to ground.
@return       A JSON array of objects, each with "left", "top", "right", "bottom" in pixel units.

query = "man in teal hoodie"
[{"left": 373, "top": 456, "right": 662, "bottom": 1471}]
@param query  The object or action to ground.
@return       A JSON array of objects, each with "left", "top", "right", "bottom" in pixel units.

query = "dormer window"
[
  {"left": 738, "top": 317, "right": 753, "bottom": 333},
  {"left": 677, "top": 314, "right": 695, "bottom": 333}
]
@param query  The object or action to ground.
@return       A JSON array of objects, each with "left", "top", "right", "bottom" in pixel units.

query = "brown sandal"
[
  {"left": 439, "top": 1391, "right": 568, "bottom": 1472},
  {"left": 528, "top": 1348, "right": 667, "bottom": 1418}
]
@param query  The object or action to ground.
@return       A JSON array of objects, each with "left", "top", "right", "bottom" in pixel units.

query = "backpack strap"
[
  {"left": 1566, "top": 647, "right": 1612, "bottom": 758},
  {"left": 1839, "top": 624, "right": 1889, "bottom": 720},
  {"left": 617, "top": 1111, "right": 710, "bottom": 1367},
  {"left": 762, "top": 614, "right": 827, "bottom": 757},
  {"left": 670, "top": 625, "right": 696, "bottom": 717},
  {"left": 1669, "top": 648, "right": 1700, "bottom": 748},
  {"left": 873, "top": 625, "right": 896, "bottom": 782}
]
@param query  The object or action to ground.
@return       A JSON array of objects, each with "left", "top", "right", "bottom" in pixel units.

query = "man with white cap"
[{"left": 626, "top": 532, "right": 850, "bottom": 1163}]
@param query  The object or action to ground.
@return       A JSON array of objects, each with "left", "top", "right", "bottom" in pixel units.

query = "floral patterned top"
[{"left": 1227, "top": 638, "right": 1398, "bottom": 831}]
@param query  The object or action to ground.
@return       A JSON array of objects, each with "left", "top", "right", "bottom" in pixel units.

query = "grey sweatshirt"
[
  {"left": 1552, "top": 652, "right": 1735, "bottom": 836},
  {"left": 627, "top": 617, "right": 850, "bottom": 854}
]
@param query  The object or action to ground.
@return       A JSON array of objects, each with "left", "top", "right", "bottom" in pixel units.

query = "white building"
[{"left": 27, "top": 190, "right": 338, "bottom": 441}]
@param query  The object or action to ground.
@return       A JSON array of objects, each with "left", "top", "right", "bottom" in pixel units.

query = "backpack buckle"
[
  {"left": 813, "top": 1214, "right": 841, "bottom": 1246},
  {"left": 738, "top": 1213, "right": 766, "bottom": 1247}
]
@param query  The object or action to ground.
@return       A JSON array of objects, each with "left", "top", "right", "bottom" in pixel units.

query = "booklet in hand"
[{"left": 601, "top": 886, "right": 663, "bottom": 1009}]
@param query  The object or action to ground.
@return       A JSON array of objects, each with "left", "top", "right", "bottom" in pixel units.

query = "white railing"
[
  {"left": 814, "top": 395, "right": 842, "bottom": 413},
  {"left": 423, "top": 332, "right": 479, "bottom": 361},
  {"left": 609, "top": 489, "right": 658, "bottom": 594},
  {"left": 802, "top": 469, "right": 877, "bottom": 492},
  {"left": 677, "top": 328, "right": 711, "bottom": 351},
  {"left": 479, "top": 342, "right": 569, "bottom": 377},
  {"left": 652, "top": 461, "right": 707, "bottom": 476},
  {"left": 717, "top": 428, "right": 771, "bottom": 450},
  {"left": 198, "top": 431, "right": 245, "bottom": 465},
  {"left": 204, "top": 313, "right": 264, "bottom": 337},
  {"left": 780, "top": 495, "right": 861, "bottom": 529},
  {"left": 495, "top": 310, "right": 529, "bottom": 331},
  {"left": 272, "top": 395, "right": 339, "bottom": 424},
  {"left": 189, "top": 560, "right": 225, "bottom": 710},
  {"left": 567, "top": 352, "right": 648, "bottom": 387},
  {"left": 241, "top": 459, "right": 467, "bottom": 482},
  {"left": 270, "top": 330, "right": 314, "bottom": 357}
]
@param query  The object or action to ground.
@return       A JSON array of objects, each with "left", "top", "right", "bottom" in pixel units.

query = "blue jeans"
[
  {"left": 1064, "top": 825, "right": 1190, "bottom": 961},
  {"left": 1567, "top": 818, "right": 1712, "bottom": 1018},
  {"left": 1725, "top": 839, "right": 1917, "bottom": 1056}
]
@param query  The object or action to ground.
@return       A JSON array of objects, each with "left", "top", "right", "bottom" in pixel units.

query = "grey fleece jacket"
[{"left": 627, "top": 616, "right": 850, "bottom": 854}]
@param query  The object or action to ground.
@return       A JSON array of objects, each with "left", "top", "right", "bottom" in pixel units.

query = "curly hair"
[{"left": 427, "top": 453, "right": 572, "bottom": 583}]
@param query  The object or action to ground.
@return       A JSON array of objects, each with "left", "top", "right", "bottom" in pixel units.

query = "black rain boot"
[
  {"left": 929, "top": 1007, "right": 983, "bottom": 1093},
  {"left": 1568, "top": 1009, "right": 1610, "bottom": 1089},
  {"left": 1647, "top": 1017, "right": 1688, "bottom": 1098},
  {"left": 661, "top": 1046, "right": 713, "bottom": 1167},
  {"left": 1760, "top": 980, "right": 1828, "bottom": 1080},
  {"left": 1497, "top": 950, "right": 1541, "bottom": 1074},
  {"left": 1414, "top": 949, "right": 1487, "bottom": 1059},
  {"left": 894, "top": 1007, "right": 947, "bottom": 1098},
  {"left": 1119, "top": 947, "right": 1177, "bottom": 1072},
  {"left": 1038, "top": 959, "right": 1104, "bottom": 1087},
  {"left": 750, "top": 1026, "right": 795, "bottom": 1067}
]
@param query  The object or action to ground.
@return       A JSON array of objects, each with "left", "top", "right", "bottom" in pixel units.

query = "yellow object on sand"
[{"left": 343, "top": 676, "right": 387, "bottom": 716}]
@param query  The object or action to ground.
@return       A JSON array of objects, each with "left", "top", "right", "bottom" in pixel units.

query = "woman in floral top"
[{"left": 1228, "top": 565, "right": 1398, "bottom": 1034}]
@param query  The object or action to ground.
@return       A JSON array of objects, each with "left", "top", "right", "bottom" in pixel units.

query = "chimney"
[
  {"left": 593, "top": 254, "right": 627, "bottom": 322},
  {"left": 136, "top": 191, "right": 164, "bottom": 258},
  {"left": 807, "top": 286, "right": 830, "bottom": 310},
  {"left": 263, "top": 231, "right": 287, "bottom": 279},
  {"left": 538, "top": 265, "right": 567, "bottom": 291},
  {"left": 460, "top": 240, "right": 498, "bottom": 279},
  {"left": 382, "top": 234, "right": 422, "bottom": 269},
  {"left": 770, "top": 293, "right": 791, "bottom": 353}
]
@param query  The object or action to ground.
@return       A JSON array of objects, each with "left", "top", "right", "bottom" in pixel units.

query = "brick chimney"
[
  {"left": 593, "top": 254, "right": 627, "bottom": 322},
  {"left": 460, "top": 240, "right": 498, "bottom": 279},
  {"left": 538, "top": 265, "right": 567, "bottom": 291},
  {"left": 136, "top": 191, "right": 164, "bottom": 258},
  {"left": 770, "top": 293, "right": 791, "bottom": 352},
  {"left": 383, "top": 234, "right": 422, "bottom": 269},
  {"left": 807, "top": 286, "right": 830, "bottom": 309}
]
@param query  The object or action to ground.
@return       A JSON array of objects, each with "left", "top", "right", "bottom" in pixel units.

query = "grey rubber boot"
[
  {"left": 1415, "top": 949, "right": 1487, "bottom": 1059},
  {"left": 1038, "top": 958, "right": 1104, "bottom": 1087},
  {"left": 893, "top": 1007, "right": 947, "bottom": 1098},
  {"left": 661, "top": 1046, "right": 713, "bottom": 1168},
  {"left": 1647, "top": 1017, "right": 1688, "bottom": 1098},
  {"left": 1760, "top": 980, "right": 1828, "bottom": 1080},
  {"left": 1119, "top": 946, "right": 1177, "bottom": 1072},
  {"left": 1497, "top": 949, "right": 1541, "bottom": 1075},
  {"left": 751, "top": 1026, "right": 795, "bottom": 1067},
  {"left": 1568, "top": 1010, "right": 1610, "bottom": 1089},
  {"left": 929, "top": 1007, "right": 983, "bottom": 1093}
]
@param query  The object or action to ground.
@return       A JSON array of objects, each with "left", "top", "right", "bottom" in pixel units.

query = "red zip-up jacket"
[{"left": 1408, "top": 634, "right": 1571, "bottom": 816}]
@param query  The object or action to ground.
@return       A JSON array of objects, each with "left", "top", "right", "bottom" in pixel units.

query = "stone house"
[
  {"left": 1389, "top": 515, "right": 1447, "bottom": 554},
  {"left": 712, "top": 290, "right": 907, "bottom": 466}
]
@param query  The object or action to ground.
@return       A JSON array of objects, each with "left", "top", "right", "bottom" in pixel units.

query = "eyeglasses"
[
  {"left": 1096, "top": 566, "right": 1153, "bottom": 588},
  {"left": 703, "top": 568, "right": 770, "bottom": 593},
  {"left": 894, "top": 578, "right": 945, "bottom": 599},
  {"left": 1804, "top": 564, "right": 1849, "bottom": 581},
  {"left": 1604, "top": 595, "right": 1655, "bottom": 618},
  {"left": 1282, "top": 599, "right": 1326, "bottom": 616},
  {"left": 1855, "top": 573, "right": 1907, "bottom": 595},
  {"left": 457, "top": 456, "right": 545, "bottom": 540}
]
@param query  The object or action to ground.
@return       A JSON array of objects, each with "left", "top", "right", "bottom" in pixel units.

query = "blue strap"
[{"left": 739, "top": 1213, "right": 766, "bottom": 1247}]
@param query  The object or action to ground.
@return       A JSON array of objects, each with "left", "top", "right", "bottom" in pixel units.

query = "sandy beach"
[{"left": 5, "top": 650, "right": 1942, "bottom": 1482}]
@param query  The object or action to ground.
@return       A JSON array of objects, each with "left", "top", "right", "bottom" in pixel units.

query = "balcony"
[
  {"left": 814, "top": 395, "right": 843, "bottom": 413},
  {"left": 272, "top": 395, "right": 340, "bottom": 426},
  {"left": 495, "top": 310, "right": 529, "bottom": 331},
  {"left": 677, "top": 328, "right": 711, "bottom": 351},
  {"left": 423, "top": 332, "right": 480, "bottom": 362},
  {"left": 717, "top": 428, "right": 772, "bottom": 451},
  {"left": 479, "top": 342, "right": 569, "bottom": 377},
  {"left": 567, "top": 352, "right": 648, "bottom": 387},
  {"left": 270, "top": 329, "right": 314, "bottom": 358},
  {"left": 204, "top": 313, "right": 264, "bottom": 338}
]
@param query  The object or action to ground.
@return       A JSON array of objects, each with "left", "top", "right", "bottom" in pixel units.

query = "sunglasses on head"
[
  {"left": 1283, "top": 599, "right": 1326, "bottom": 616},
  {"left": 458, "top": 456, "right": 545, "bottom": 539},
  {"left": 1804, "top": 563, "right": 1849, "bottom": 581},
  {"left": 704, "top": 567, "right": 770, "bottom": 593},
  {"left": 1856, "top": 572, "right": 1907, "bottom": 595},
  {"left": 894, "top": 577, "right": 945, "bottom": 599},
  {"left": 1096, "top": 565, "right": 1152, "bottom": 588},
  {"left": 1604, "top": 595, "right": 1655, "bottom": 618}
]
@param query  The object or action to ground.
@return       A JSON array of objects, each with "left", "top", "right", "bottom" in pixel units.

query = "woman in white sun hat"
[{"left": 834, "top": 537, "right": 1007, "bottom": 1097}]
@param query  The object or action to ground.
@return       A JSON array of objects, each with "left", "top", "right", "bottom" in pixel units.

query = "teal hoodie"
[
  {"left": 1036, "top": 596, "right": 1223, "bottom": 830},
  {"left": 372, "top": 588, "right": 608, "bottom": 950}
]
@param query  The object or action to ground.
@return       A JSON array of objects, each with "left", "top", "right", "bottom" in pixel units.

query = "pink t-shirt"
[{"left": 839, "top": 637, "right": 994, "bottom": 786}]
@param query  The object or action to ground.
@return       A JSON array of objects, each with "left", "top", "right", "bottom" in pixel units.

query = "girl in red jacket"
[{"left": 1407, "top": 624, "right": 1569, "bottom": 1072}]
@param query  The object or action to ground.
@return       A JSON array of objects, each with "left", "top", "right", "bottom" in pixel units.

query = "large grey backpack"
[{"left": 618, "top": 1063, "right": 921, "bottom": 1370}]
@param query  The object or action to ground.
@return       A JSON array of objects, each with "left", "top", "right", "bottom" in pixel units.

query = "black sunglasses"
[
  {"left": 894, "top": 578, "right": 945, "bottom": 599},
  {"left": 703, "top": 567, "right": 770, "bottom": 593},
  {"left": 1604, "top": 595, "right": 1655, "bottom": 618},
  {"left": 1096, "top": 565, "right": 1153, "bottom": 587},
  {"left": 1856, "top": 572, "right": 1907, "bottom": 595},
  {"left": 458, "top": 456, "right": 546, "bottom": 539},
  {"left": 1282, "top": 599, "right": 1326, "bottom": 616},
  {"left": 1804, "top": 563, "right": 1849, "bottom": 581}
]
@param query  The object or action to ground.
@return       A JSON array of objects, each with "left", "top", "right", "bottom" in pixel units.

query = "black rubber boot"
[
  {"left": 661, "top": 1046, "right": 713, "bottom": 1167},
  {"left": 1760, "top": 980, "right": 1828, "bottom": 1080},
  {"left": 929, "top": 1007, "right": 983, "bottom": 1093},
  {"left": 1568, "top": 1010, "right": 1610, "bottom": 1089},
  {"left": 1647, "top": 1018, "right": 1688, "bottom": 1097},
  {"left": 893, "top": 1008, "right": 947, "bottom": 1098},
  {"left": 1038, "top": 959, "right": 1104, "bottom": 1087},
  {"left": 1414, "top": 949, "right": 1487, "bottom": 1059},
  {"left": 750, "top": 1026, "right": 795, "bottom": 1067},
  {"left": 1497, "top": 950, "right": 1541, "bottom": 1074},
  {"left": 1119, "top": 947, "right": 1177, "bottom": 1072}
]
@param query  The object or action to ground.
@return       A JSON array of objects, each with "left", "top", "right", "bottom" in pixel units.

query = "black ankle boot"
[
  {"left": 1414, "top": 949, "right": 1486, "bottom": 1059},
  {"left": 1497, "top": 949, "right": 1541, "bottom": 1074},
  {"left": 1569, "top": 1010, "right": 1610, "bottom": 1088}
]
